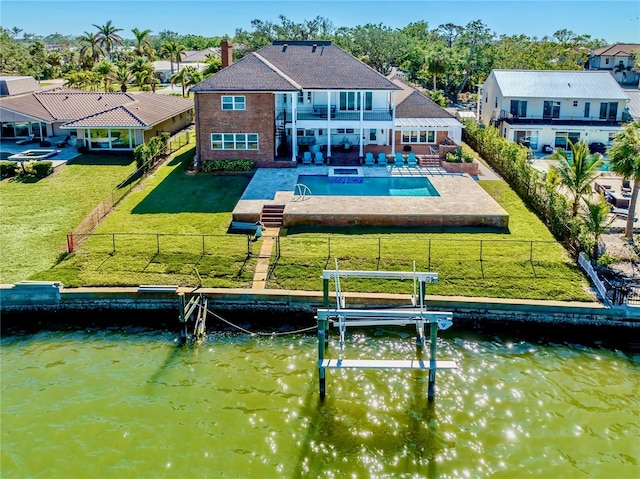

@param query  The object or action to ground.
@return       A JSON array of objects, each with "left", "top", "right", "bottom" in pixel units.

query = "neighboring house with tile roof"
[
  {"left": 190, "top": 40, "right": 461, "bottom": 167},
  {"left": 0, "top": 76, "right": 40, "bottom": 97},
  {"left": 0, "top": 88, "right": 193, "bottom": 151},
  {"left": 587, "top": 43, "right": 640, "bottom": 86},
  {"left": 478, "top": 70, "right": 631, "bottom": 152}
]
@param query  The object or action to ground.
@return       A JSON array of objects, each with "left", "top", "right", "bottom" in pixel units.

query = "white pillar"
[
  {"left": 326, "top": 90, "right": 332, "bottom": 159},
  {"left": 359, "top": 91, "right": 364, "bottom": 158},
  {"left": 476, "top": 84, "right": 482, "bottom": 124},
  {"left": 291, "top": 92, "right": 297, "bottom": 162},
  {"left": 391, "top": 91, "right": 397, "bottom": 156}
]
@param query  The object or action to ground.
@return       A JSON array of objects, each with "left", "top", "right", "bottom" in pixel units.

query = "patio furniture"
[
  {"left": 622, "top": 180, "right": 631, "bottom": 194},
  {"left": 315, "top": 151, "right": 324, "bottom": 165},
  {"left": 407, "top": 153, "right": 418, "bottom": 168},
  {"left": 16, "top": 134, "right": 35, "bottom": 145},
  {"left": 56, "top": 135, "right": 70, "bottom": 148},
  {"left": 364, "top": 152, "right": 374, "bottom": 166},
  {"left": 377, "top": 152, "right": 388, "bottom": 165},
  {"left": 394, "top": 152, "right": 405, "bottom": 167},
  {"left": 607, "top": 191, "right": 630, "bottom": 209},
  {"left": 594, "top": 181, "right": 612, "bottom": 194},
  {"left": 303, "top": 151, "right": 312, "bottom": 165}
]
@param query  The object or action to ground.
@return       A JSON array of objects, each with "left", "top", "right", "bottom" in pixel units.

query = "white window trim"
[
  {"left": 221, "top": 95, "right": 246, "bottom": 111},
  {"left": 210, "top": 132, "right": 259, "bottom": 150},
  {"left": 400, "top": 129, "right": 436, "bottom": 144}
]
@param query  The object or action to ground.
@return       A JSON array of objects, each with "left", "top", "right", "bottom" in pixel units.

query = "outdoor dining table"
[{"left": 608, "top": 191, "right": 630, "bottom": 209}]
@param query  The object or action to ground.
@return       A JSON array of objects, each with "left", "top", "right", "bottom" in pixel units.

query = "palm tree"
[
  {"left": 551, "top": 140, "right": 604, "bottom": 217},
  {"left": 78, "top": 31, "right": 103, "bottom": 68},
  {"left": 582, "top": 195, "right": 614, "bottom": 259},
  {"left": 609, "top": 121, "right": 640, "bottom": 240},
  {"left": 93, "top": 59, "right": 116, "bottom": 91},
  {"left": 160, "top": 41, "right": 186, "bottom": 75},
  {"left": 202, "top": 54, "right": 221, "bottom": 78},
  {"left": 92, "top": 20, "right": 123, "bottom": 61},
  {"left": 132, "top": 28, "right": 154, "bottom": 60},
  {"left": 134, "top": 70, "right": 149, "bottom": 90},
  {"left": 114, "top": 64, "right": 133, "bottom": 92},
  {"left": 170, "top": 65, "right": 202, "bottom": 97}
]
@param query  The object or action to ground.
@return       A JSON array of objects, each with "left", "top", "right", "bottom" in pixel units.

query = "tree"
[
  {"left": 551, "top": 140, "right": 604, "bottom": 217},
  {"left": 92, "top": 20, "right": 123, "bottom": 61},
  {"left": 134, "top": 70, "right": 150, "bottom": 90},
  {"left": 78, "top": 31, "right": 103, "bottom": 68},
  {"left": 132, "top": 28, "right": 154, "bottom": 60},
  {"left": 202, "top": 53, "right": 221, "bottom": 77},
  {"left": 114, "top": 64, "right": 133, "bottom": 92},
  {"left": 169, "top": 66, "right": 201, "bottom": 97},
  {"left": 339, "top": 23, "right": 406, "bottom": 75},
  {"left": 581, "top": 195, "right": 614, "bottom": 259},
  {"left": 608, "top": 122, "right": 640, "bottom": 240},
  {"left": 93, "top": 59, "right": 116, "bottom": 91},
  {"left": 160, "top": 41, "right": 186, "bottom": 75}
]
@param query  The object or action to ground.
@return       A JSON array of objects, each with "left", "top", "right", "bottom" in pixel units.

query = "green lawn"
[
  {"left": 32, "top": 146, "right": 591, "bottom": 300},
  {"left": 0, "top": 154, "right": 136, "bottom": 283}
]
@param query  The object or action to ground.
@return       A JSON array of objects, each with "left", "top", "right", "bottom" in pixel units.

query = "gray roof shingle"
[
  {"left": 191, "top": 41, "right": 401, "bottom": 92},
  {"left": 391, "top": 77, "right": 455, "bottom": 119}
]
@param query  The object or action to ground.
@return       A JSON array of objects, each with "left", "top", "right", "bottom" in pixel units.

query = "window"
[
  {"left": 298, "top": 91, "right": 311, "bottom": 104},
  {"left": 297, "top": 129, "right": 315, "bottom": 137},
  {"left": 510, "top": 100, "right": 527, "bottom": 118},
  {"left": 584, "top": 102, "right": 590, "bottom": 118},
  {"left": 599, "top": 102, "right": 618, "bottom": 120},
  {"left": 401, "top": 129, "right": 435, "bottom": 143},
  {"left": 339, "top": 92, "right": 356, "bottom": 110},
  {"left": 543, "top": 101, "right": 560, "bottom": 119},
  {"left": 221, "top": 96, "right": 245, "bottom": 110},
  {"left": 494, "top": 97, "right": 498, "bottom": 108},
  {"left": 573, "top": 101, "right": 578, "bottom": 107},
  {"left": 554, "top": 132, "right": 568, "bottom": 149},
  {"left": 514, "top": 130, "right": 539, "bottom": 149},
  {"left": 211, "top": 133, "right": 258, "bottom": 150},
  {"left": 364, "top": 92, "right": 373, "bottom": 110},
  {"left": 369, "top": 129, "right": 377, "bottom": 141},
  {"left": 605, "top": 58, "right": 610, "bottom": 65}
]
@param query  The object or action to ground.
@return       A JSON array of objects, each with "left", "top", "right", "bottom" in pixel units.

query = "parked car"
[{"left": 589, "top": 142, "right": 607, "bottom": 154}]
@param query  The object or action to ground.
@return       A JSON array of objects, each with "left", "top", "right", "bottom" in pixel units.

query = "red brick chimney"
[{"left": 221, "top": 40, "right": 233, "bottom": 68}]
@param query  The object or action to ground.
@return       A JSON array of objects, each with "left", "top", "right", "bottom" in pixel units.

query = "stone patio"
[{"left": 233, "top": 165, "right": 509, "bottom": 229}]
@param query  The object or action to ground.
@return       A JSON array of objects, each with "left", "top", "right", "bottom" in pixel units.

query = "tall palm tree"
[
  {"left": 132, "top": 28, "right": 154, "bottom": 60},
  {"left": 609, "top": 121, "right": 640, "bottom": 240},
  {"left": 92, "top": 20, "right": 123, "bottom": 61},
  {"left": 134, "top": 70, "right": 149, "bottom": 90},
  {"left": 78, "top": 31, "right": 103, "bottom": 68},
  {"left": 114, "top": 64, "right": 133, "bottom": 92},
  {"left": 551, "top": 140, "right": 604, "bottom": 217},
  {"left": 581, "top": 195, "right": 614, "bottom": 259},
  {"left": 160, "top": 41, "right": 186, "bottom": 75}
]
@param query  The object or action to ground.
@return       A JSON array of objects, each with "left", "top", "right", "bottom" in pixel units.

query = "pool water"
[{"left": 298, "top": 174, "right": 439, "bottom": 197}]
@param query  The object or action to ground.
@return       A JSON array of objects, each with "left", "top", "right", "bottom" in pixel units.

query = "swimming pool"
[{"left": 297, "top": 174, "right": 439, "bottom": 197}]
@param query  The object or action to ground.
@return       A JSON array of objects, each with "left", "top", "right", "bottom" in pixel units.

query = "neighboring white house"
[
  {"left": 477, "top": 70, "right": 630, "bottom": 152},
  {"left": 153, "top": 47, "right": 219, "bottom": 83},
  {"left": 587, "top": 43, "right": 640, "bottom": 87}
]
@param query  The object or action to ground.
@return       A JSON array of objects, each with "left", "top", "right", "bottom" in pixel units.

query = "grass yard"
[
  {"left": 34, "top": 147, "right": 257, "bottom": 287},
  {"left": 33, "top": 144, "right": 591, "bottom": 301},
  {"left": 0, "top": 154, "right": 136, "bottom": 283}
]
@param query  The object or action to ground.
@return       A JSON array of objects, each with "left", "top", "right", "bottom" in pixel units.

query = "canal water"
[{"left": 1, "top": 324, "right": 639, "bottom": 478}]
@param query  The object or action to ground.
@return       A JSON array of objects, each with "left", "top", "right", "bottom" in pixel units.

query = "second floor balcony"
[
  {"left": 278, "top": 107, "right": 393, "bottom": 122},
  {"left": 498, "top": 110, "right": 624, "bottom": 127}
]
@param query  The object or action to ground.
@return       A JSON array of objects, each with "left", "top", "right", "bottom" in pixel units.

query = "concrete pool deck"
[{"left": 233, "top": 166, "right": 509, "bottom": 228}]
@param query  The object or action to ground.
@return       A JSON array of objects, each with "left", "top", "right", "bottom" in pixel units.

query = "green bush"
[
  {"left": 202, "top": 159, "right": 255, "bottom": 172},
  {"left": 0, "top": 161, "right": 18, "bottom": 177},
  {"left": 444, "top": 149, "right": 474, "bottom": 163},
  {"left": 33, "top": 161, "right": 53, "bottom": 177}
]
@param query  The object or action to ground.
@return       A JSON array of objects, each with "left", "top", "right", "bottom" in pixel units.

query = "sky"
[{"left": 1, "top": 0, "right": 639, "bottom": 43}]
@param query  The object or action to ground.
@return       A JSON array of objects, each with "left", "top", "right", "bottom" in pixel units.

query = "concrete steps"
[{"left": 261, "top": 205, "right": 285, "bottom": 227}]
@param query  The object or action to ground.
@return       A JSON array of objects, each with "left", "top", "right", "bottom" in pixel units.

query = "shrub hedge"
[
  {"left": 133, "top": 132, "right": 170, "bottom": 170},
  {"left": 463, "top": 121, "right": 580, "bottom": 252},
  {"left": 0, "top": 161, "right": 18, "bottom": 177},
  {"left": 202, "top": 159, "right": 255, "bottom": 172}
]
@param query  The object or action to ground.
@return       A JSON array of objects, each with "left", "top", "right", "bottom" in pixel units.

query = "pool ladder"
[{"left": 294, "top": 183, "right": 312, "bottom": 200}]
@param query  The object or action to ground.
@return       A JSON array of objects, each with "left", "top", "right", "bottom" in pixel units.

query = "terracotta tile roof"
[
  {"left": 191, "top": 40, "right": 402, "bottom": 92},
  {"left": 0, "top": 88, "right": 193, "bottom": 129},
  {"left": 592, "top": 44, "right": 640, "bottom": 57},
  {"left": 391, "top": 77, "right": 455, "bottom": 119}
]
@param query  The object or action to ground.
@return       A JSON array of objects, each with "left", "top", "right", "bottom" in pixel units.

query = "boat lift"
[{"left": 317, "top": 262, "right": 456, "bottom": 401}]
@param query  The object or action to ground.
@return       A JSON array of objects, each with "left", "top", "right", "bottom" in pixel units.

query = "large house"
[
  {"left": 477, "top": 70, "right": 630, "bottom": 152},
  {"left": 586, "top": 43, "right": 640, "bottom": 87},
  {"left": 0, "top": 87, "right": 193, "bottom": 151},
  {"left": 191, "top": 40, "right": 461, "bottom": 167}
]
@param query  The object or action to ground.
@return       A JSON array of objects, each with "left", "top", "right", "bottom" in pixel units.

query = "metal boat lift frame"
[{"left": 317, "top": 266, "right": 455, "bottom": 401}]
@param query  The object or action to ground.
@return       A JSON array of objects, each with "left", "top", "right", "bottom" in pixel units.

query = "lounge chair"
[
  {"left": 394, "top": 152, "right": 405, "bottom": 167},
  {"left": 377, "top": 152, "right": 388, "bottom": 165},
  {"left": 16, "top": 134, "right": 35, "bottom": 145},
  {"left": 364, "top": 152, "right": 374, "bottom": 166},
  {"left": 314, "top": 151, "right": 324, "bottom": 165},
  {"left": 302, "top": 151, "right": 312, "bottom": 165},
  {"left": 622, "top": 180, "right": 631, "bottom": 194},
  {"left": 56, "top": 135, "right": 70, "bottom": 148},
  {"left": 407, "top": 152, "right": 418, "bottom": 168}
]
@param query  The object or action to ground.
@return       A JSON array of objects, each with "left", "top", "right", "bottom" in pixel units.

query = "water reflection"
[{"left": 1, "top": 327, "right": 639, "bottom": 478}]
